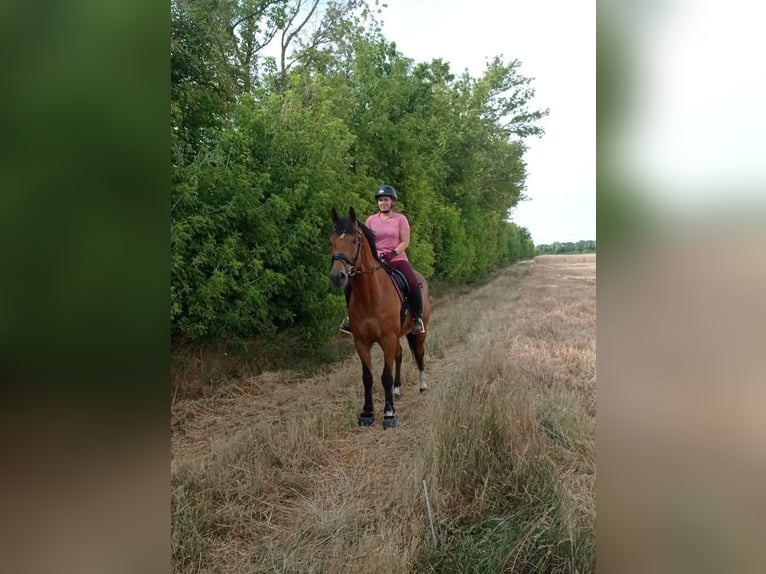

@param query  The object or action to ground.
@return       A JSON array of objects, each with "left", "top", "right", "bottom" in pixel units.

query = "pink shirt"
[{"left": 365, "top": 212, "right": 409, "bottom": 262}]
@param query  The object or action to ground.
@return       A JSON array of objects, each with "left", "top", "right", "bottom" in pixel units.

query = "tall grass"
[
  {"left": 171, "top": 255, "right": 596, "bottom": 573},
  {"left": 410, "top": 256, "right": 595, "bottom": 572}
]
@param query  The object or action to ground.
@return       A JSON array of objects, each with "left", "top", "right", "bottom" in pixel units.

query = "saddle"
[{"left": 385, "top": 267, "right": 410, "bottom": 326}]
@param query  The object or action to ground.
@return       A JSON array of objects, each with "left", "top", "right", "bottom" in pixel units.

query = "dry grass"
[{"left": 172, "top": 254, "right": 596, "bottom": 573}]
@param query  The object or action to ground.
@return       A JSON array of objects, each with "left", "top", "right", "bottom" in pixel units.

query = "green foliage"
[
  {"left": 171, "top": 0, "right": 548, "bottom": 344},
  {"left": 432, "top": 204, "right": 473, "bottom": 279},
  {"left": 536, "top": 239, "right": 597, "bottom": 255}
]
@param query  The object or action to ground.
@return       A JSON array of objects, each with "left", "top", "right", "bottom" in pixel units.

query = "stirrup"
[
  {"left": 339, "top": 317, "right": 352, "bottom": 335},
  {"left": 412, "top": 316, "right": 425, "bottom": 334}
]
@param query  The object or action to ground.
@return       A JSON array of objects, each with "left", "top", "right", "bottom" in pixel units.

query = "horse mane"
[
  {"left": 359, "top": 222, "right": 381, "bottom": 263},
  {"left": 334, "top": 215, "right": 382, "bottom": 264}
]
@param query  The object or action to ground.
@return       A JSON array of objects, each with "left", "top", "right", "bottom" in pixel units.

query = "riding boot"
[
  {"left": 339, "top": 286, "right": 352, "bottom": 334},
  {"left": 410, "top": 285, "right": 426, "bottom": 334}
]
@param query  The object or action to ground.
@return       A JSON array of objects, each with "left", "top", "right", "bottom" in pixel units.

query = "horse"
[{"left": 329, "top": 206, "right": 430, "bottom": 429}]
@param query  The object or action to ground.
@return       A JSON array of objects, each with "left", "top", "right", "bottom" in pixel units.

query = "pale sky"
[
  {"left": 378, "top": 0, "right": 596, "bottom": 244},
  {"left": 619, "top": 0, "right": 766, "bottom": 209}
]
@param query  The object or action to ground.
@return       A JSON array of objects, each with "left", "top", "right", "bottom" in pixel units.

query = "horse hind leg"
[
  {"left": 406, "top": 333, "right": 428, "bottom": 393},
  {"left": 382, "top": 370, "right": 397, "bottom": 429},
  {"left": 393, "top": 340, "right": 403, "bottom": 398},
  {"left": 381, "top": 341, "right": 397, "bottom": 429}
]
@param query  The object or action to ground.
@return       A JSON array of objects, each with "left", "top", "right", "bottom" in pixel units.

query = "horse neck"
[{"left": 351, "top": 247, "right": 387, "bottom": 294}]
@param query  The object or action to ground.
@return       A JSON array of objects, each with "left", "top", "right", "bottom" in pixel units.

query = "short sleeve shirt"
[{"left": 365, "top": 212, "right": 409, "bottom": 262}]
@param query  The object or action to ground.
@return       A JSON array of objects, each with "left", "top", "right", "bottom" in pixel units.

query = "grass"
[
  {"left": 171, "top": 254, "right": 596, "bottom": 573},
  {"left": 171, "top": 330, "right": 357, "bottom": 401}
]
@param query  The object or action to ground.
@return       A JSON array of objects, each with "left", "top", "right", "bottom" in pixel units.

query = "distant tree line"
[
  {"left": 536, "top": 240, "right": 596, "bottom": 255},
  {"left": 171, "top": 0, "right": 548, "bottom": 345}
]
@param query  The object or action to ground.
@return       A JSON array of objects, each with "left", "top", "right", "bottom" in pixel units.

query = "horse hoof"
[
  {"left": 358, "top": 415, "right": 374, "bottom": 427},
  {"left": 419, "top": 387, "right": 428, "bottom": 394},
  {"left": 383, "top": 415, "right": 397, "bottom": 429}
]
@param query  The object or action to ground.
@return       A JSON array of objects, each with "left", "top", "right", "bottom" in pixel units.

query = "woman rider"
[{"left": 340, "top": 184, "right": 426, "bottom": 334}]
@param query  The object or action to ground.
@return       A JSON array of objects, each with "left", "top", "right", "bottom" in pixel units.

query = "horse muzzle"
[{"left": 329, "top": 269, "right": 349, "bottom": 290}]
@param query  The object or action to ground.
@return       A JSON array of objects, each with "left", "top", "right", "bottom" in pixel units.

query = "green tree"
[{"left": 170, "top": 0, "right": 548, "bottom": 344}]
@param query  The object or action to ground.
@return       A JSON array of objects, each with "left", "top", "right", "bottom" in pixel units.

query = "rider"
[{"left": 340, "top": 184, "right": 426, "bottom": 335}]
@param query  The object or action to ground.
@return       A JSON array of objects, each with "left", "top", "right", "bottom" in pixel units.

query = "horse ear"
[
  {"left": 331, "top": 207, "right": 339, "bottom": 223},
  {"left": 349, "top": 206, "right": 357, "bottom": 223}
]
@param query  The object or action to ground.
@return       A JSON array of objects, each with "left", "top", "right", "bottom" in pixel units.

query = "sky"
[
  {"left": 617, "top": 0, "right": 766, "bottom": 209},
  {"left": 377, "top": 0, "right": 596, "bottom": 245}
]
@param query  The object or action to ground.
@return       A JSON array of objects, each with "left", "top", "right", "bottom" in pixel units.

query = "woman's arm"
[{"left": 394, "top": 225, "right": 410, "bottom": 255}]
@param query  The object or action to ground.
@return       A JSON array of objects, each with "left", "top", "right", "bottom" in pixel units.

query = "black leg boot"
[{"left": 410, "top": 285, "right": 425, "bottom": 334}]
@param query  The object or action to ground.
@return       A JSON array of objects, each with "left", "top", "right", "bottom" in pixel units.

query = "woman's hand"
[{"left": 380, "top": 249, "right": 397, "bottom": 263}]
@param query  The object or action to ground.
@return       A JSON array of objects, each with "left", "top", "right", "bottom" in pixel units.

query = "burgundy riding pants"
[{"left": 388, "top": 260, "right": 421, "bottom": 297}]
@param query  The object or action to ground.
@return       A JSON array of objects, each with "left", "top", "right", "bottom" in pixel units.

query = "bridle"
[{"left": 331, "top": 230, "right": 382, "bottom": 276}]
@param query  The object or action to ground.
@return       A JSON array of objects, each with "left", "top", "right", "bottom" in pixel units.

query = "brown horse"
[{"left": 329, "top": 207, "right": 430, "bottom": 429}]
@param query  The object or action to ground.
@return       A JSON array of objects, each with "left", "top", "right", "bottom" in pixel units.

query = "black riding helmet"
[{"left": 374, "top": 184, "right": 398, "bottom": 200}]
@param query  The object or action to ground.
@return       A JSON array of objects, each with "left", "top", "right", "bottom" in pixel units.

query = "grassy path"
[{"left": 172, "top": 256, "right": 595, "bottom": 573}]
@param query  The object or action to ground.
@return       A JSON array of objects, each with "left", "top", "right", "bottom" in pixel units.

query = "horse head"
[{"left": 329, "top": 207, "right": 362, "bottom": 290}]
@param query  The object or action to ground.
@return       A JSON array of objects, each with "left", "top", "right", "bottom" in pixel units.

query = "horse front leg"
[
  {"left": 359, "top": 364, "right": 375, "bottom": 426},
  {"left": 381, "top": 339, "right": 397, "bottom": 429},
  {"left": 355, "top": 341, "right": 375, "bottom": 427}
]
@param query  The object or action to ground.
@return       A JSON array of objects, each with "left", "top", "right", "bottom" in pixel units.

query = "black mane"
[{"left": 334, "top": 215, "right": 381, "bottom": 263}]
